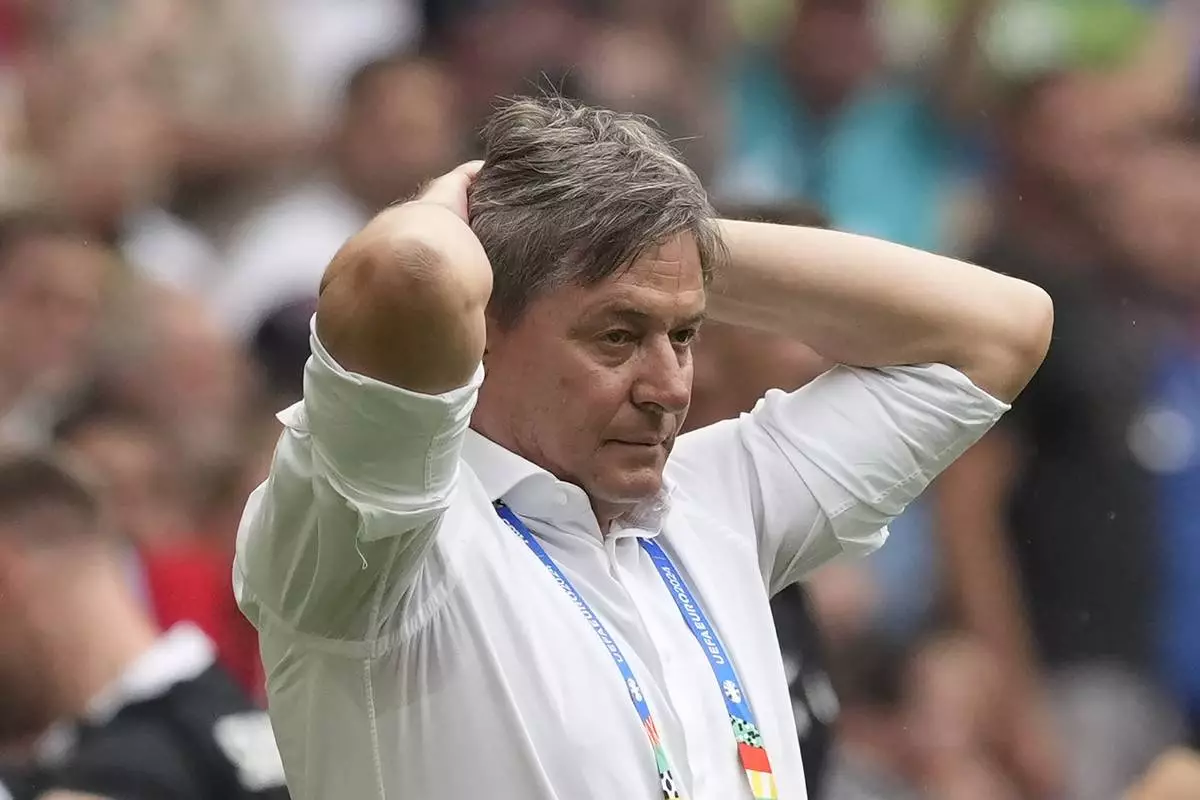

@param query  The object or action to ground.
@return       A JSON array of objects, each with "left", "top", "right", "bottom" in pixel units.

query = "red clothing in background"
[{"left": 140, "top": 544, "right": 265, "bottom": 705}]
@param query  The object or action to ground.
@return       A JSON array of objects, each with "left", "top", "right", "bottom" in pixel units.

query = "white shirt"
[{"left": 234, "top": 321, "right": 1008, "bottom": 800}]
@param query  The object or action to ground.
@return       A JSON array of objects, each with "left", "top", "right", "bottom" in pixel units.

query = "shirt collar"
[{"left": 462, "top": 428, "right": 674, "bottom": 538}]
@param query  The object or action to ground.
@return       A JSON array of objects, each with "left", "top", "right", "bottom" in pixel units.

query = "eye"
[
  {"left": 599, "top": 329, "right": 637, "bottom": 346},
  {"left": 671, "top": 327, "right": 699, "bottom": 347}
]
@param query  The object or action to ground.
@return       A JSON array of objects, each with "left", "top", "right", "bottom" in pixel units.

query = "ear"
[{"left": 482, "top": 313, "right": 506, "bottom": 362}]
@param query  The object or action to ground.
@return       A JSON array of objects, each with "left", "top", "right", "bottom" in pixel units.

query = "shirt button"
[{"left": 555, "top": 490, "right": 569, "bottom": 507}]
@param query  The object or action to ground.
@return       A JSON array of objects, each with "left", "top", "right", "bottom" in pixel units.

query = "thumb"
[{"left": 418, "top": 160, "right": 484, "bottom": 221}]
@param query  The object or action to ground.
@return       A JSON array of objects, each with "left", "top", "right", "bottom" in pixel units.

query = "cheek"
[{"left": 553, "top": 365, "right": 630, "bottom": 432}]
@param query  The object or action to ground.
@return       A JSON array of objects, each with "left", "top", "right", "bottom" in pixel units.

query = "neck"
[
  {"left": 470, "top": 421, "right": 631, "bottom": 538},
  {"left": 39, "top": 558, "right": 160, "bottom": 720}
]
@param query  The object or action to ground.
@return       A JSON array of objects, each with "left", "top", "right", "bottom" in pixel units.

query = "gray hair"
[{"left": 468, "top": 96, "right": 723, "bottom": 327}]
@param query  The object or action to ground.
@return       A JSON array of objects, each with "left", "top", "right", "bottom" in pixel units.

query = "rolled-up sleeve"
[
  {"left": 300, "top": 320, "right": 481, "bottom": 531},
  {"left": 673, "top": 363, "right": 1008, "bottom": 594},
  {"left": 234, "top": 317, "right": 481, "bottom": 644}
]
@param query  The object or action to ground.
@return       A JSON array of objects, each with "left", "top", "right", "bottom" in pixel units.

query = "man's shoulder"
[{"left": 61, "top": 666, "right": 287, "bottom": 799}]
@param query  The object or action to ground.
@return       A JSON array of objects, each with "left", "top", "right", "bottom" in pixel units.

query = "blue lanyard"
[
  {"left": 639, "top": 537, "right": 761, "bottom": 732},
  {"left": 494, "top": 503, "right": 778, "bottom": 799}
]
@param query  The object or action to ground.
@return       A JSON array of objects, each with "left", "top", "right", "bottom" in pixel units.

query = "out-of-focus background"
[{"left": 1, "top": 0, "right": 1199, "bottom": 797}]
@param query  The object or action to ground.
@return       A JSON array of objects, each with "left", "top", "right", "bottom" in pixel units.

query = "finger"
[
  {"left": 458, "top": 160, "right": 485, "bottom": 181},
  {"left": 420, "top": 161, "right": 483, "bottom": 203}
]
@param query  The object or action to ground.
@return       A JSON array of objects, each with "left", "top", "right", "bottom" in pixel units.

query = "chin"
[
  {"left": 585, "top": 443, "right": 670, "bottom": 505},
  {"left": 592, "top": 468, "right": 665, "bottom": 507}
]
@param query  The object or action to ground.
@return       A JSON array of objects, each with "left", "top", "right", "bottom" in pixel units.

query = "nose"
[{"left": 631, "top": 336, "right": 691, "bottom": 416}]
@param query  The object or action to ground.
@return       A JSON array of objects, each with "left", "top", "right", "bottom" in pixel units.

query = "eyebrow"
[{"left": 594, "top": 305, "right": 708, "bottom": 329}]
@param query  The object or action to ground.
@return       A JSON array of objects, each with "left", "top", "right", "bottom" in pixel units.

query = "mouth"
[{"left": 608, "top": 438, "right": 668, "bottom": 448}]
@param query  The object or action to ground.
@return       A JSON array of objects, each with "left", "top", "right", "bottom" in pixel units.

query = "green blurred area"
[{"left": 731, "top": 0, "right": 1155, "bottom": 77}]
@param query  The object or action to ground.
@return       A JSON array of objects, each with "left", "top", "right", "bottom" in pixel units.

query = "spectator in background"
[
  {"left": 436, "top": 0, "right": 594, "bottom": 129},
  {"left": 50, "top": 390, "right": 266, "bottom": 701},
  {"left": 97, "top": 284, "right": 251, "bottom": 474},
  {"left": 718, "top": 0, "right": 994, "bottom": 253},
  {"left": 824, "top": 631, "right": 1017, "bottom": 800},
  {"left": 209, "top": 54, "right": 463, "bottom": 340},
  {"left": 1097, "top": 141, "right": 1200, "bottom": 753},
  {"left": 572, "top": 0, "right": 730, "bottom": 181},
  {"left": 718, "top": 0, "right": 1000, "bottom": 667},
  {"left": 0, "top": 453, "right": 288, "bottom": 800},
  {"left": 21, "top": 0, "right": 316, "bottom": 241},
  {"left": 821, "top": 636, "right": 921, "bottom": 800},
  {"left": 264, "top": 0, "right": 420, "bottom": 128},
  {"left": 0, "top": 214, "right": 111, "bottom": 449},
  {"left": 34, "top": 82, "right": 220, "bottom": 293},
  {"left": 935, "top": 70, "right": 1184, "bottom": 800},
  {"left": 52, "top": 391, "right": 189, "bottom": 550}
]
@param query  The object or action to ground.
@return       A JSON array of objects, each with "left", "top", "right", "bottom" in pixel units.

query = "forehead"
[{"left": 590, "top": 232, "right": 705, "bottom": 314}]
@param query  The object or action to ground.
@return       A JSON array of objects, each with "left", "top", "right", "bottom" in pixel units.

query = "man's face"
[
  {"left": 61, "top": 423, "right": 186, "bottom": 547},
  {"left": 339, "top": 63, "right": 460, "bottom": 211},
  {"left": 783, "top": 0, "right": 880, "bottom": 109},
  {"left": 0, "top": 513, "right": 61, "bottom": 743},
  {"left": 476, "top": 233, "right": 705, "bottom": 516},
  {"left": 0, "top": 236, "right": 108, "bottom": 387}
]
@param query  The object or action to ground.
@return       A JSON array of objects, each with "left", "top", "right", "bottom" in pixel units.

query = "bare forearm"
[
  {"left": 709, "top": 220, "right": 1053, "bottom": 400},
  {"left": 316, "top": 202, "right": 492, "bottom": 393}
]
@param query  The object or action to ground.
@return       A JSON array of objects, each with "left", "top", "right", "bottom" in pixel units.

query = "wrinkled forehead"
[
  {"left": 513, "top": 232, "right": 707, "bottom": 332},
  {"left": 620, "top": 233, "right": 704, "bottom": 287},
  {"left": 592, "top": 234, "right": 706, "bottom": 315}
]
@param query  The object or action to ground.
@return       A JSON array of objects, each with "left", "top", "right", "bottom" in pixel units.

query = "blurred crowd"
[{"left": 1, "top": 0, "right": 1200, "bottom": 798}]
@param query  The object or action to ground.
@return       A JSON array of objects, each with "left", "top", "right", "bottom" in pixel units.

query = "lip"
[{"left": 608, "top": 439, "right": 665, "bottom": 447}]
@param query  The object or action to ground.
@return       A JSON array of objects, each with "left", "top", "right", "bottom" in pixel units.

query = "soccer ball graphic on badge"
[{"left": 660, "top": 768, "right": 681, "bottom": 799}]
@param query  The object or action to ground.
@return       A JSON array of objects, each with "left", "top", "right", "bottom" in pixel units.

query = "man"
[
  {"left": 935, "top": 74, "right": 1182, "bottom": 799},
  {"left": 0, "top": 214, "right": 110, "bottom": 449},
  {"left": 718, "top": 0, "right": 996, "bottom": 252},
  {"left": 0, "top": 453, "right": 289, "bottom": 800},
  {"left": 51, "top": 391, "right": 264, "bottom": 699},
  {"left": 235, "top": 97, "right": 1052, "bottom": 799},
  {"left": 210, "top": 53, "right": 463, "bottom": 340},
  {"left": 823, "top": 630, "right": 1019, "bottom": 800}
]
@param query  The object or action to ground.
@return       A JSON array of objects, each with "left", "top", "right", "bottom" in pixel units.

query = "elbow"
[
  {"left": 974, "top": 282, "right": 1054, "bottom": 402},
  {"left": 316, "top": 204, "right": 491, "bottom": 393},
  {"left": 1010, "top": 283, "right": 1055, "bottom": 385},
  {"left": 321, "top": 204, "right": 490, "bottom": 307}
]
